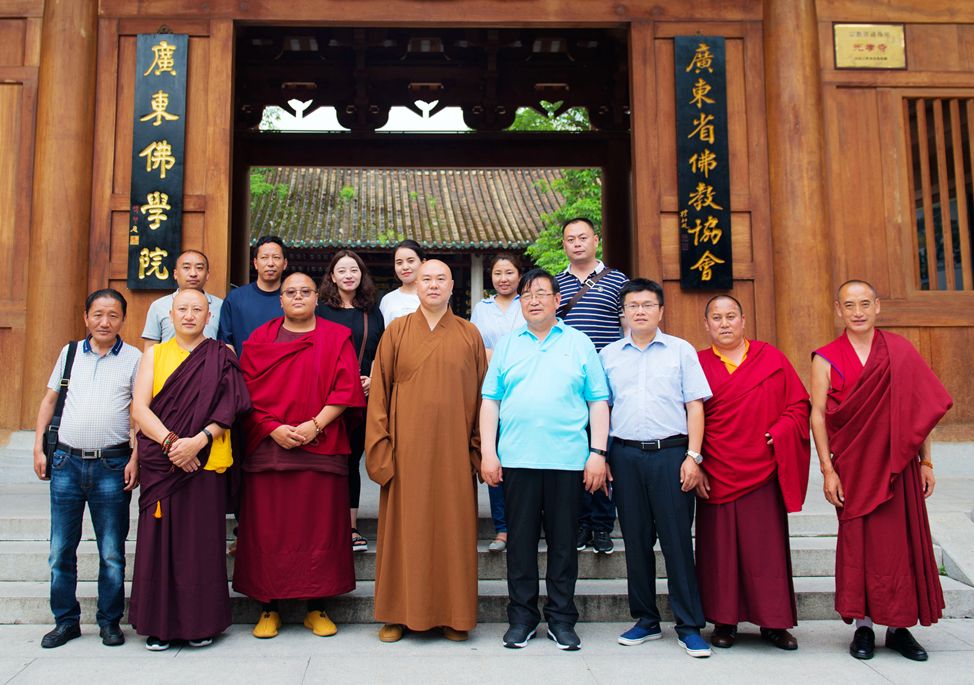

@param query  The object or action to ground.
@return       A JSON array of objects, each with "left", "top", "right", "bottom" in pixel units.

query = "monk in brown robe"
[
  {"left": 366, "top": 259, "right": 487, "bottom": 643},
  {"left": 234, "top": 272, "right": 366, "bottom": 639},
  {"left": 811, "top": 280, "right": 952, "bottom": 662},
  {"left": 130, "top": 289, "right": 251, "bottom": 651},
  {"left": 696, "top": 295, "right": 810, "bottom": 651}
]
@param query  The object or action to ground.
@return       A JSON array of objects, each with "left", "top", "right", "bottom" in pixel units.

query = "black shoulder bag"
[{"left": 43, "top": 341, "right": 78, "bottom": 478}]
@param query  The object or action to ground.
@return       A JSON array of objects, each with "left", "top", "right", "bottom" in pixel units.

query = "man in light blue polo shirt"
[
  {"left": 599, "top": 278, "right": 713, "bottom": 658},
  {"left": 480, "top": 268, "right": 610, "bottom": 652},
  {"left": 141, "top": 249, "right": 222, "bottom": 349}
]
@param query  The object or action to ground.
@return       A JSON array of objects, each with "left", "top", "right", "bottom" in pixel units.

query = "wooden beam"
[
  {"left": 22, "top": 0, "right": 98, "bottom": 424},
  {"left": 763, "top": 0, "right": 833, "bottom": 375}
]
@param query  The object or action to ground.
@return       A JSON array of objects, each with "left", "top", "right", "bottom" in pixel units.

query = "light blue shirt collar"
[
  {"left": 621, "top": 328, "right": 667, "bottom": 351},
  {"left": 517, "top": 318, "right": 566, "bottom": 342}
]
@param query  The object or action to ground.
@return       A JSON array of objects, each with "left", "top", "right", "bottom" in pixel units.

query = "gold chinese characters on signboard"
[{"left": 834, "top": 24, "right": 906, "bottom": 70}]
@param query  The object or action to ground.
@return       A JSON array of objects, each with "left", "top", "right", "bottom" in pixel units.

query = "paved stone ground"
[{"left": 1, "top": 621, "right": 973, "bottom": 684}]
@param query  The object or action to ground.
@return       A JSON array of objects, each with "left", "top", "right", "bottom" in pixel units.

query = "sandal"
[
  {"left": 488, "top": 536, "right": 507, "bottom": 552},
  {"left": 351, "top": 528, "right": 368, "bottom": 552}
]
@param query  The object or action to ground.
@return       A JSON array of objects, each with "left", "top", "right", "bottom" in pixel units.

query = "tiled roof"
[{"left": 249, "top": 167, "right": 565, "bottom": 250}]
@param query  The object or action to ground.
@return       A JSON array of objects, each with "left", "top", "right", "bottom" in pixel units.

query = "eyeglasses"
[
  {"left": 521, "top": 291, "right": 554, "bottom": 302},
  {"left": 624, "top": 302, "right": 661, "bottom": 312},
  {"left": 282, "top": 288, "right": 316, "bottom": 299}
]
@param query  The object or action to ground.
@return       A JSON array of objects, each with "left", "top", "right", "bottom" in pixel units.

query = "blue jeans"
[
  {"left": 488, "top": 483, "right": 507, "bottom": 534},
  {"left": 49, "top": 449, "right": 131, "bottom": 627}
]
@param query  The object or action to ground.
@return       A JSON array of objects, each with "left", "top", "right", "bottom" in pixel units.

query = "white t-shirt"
[{"left": 379, "top": 288, "right": 420, "bottom": 327}]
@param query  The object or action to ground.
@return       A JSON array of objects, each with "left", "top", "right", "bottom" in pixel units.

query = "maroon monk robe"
[
  {"left": 814, "top": 330, "right": 952, "bottom": 627},
  {"left": 129, "top": 338, "right": 252, "bottom": 641},
  {"left": 695, "top": 341, "right": 810, "bottom": 629},
  {"left": 234, "top": 318, "right": 366, "bottom": 603}
]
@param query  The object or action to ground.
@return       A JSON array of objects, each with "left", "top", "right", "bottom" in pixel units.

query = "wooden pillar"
[
  {"left": 763, "top": 0, "right": 834, "bottom": 370},
  {"left": 22, "top": 0, "right": 98, "bottom": 423}
]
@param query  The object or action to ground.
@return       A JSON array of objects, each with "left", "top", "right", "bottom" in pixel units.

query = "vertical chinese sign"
[
  {"left": 674, "top": 37, "right": 733, "bottom": 290},
  {"left": 127, "top": 34, "right": 188, "bottom": 290}
]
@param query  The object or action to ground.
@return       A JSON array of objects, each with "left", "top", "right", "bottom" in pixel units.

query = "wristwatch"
[
  {"left": 590, "top": 447, "right": 607, "bottom": 457},
  {"left": 686, "top": 449, "right": 703, "bottom": 465}
]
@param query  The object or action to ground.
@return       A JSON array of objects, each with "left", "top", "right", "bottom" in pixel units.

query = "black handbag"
[{"left": 43, "top": 341, "right": 78, "bottom": 478}]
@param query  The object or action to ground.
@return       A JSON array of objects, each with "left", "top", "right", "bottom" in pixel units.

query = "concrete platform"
[{"left": 1, "top": 621, "right": 974, "bottom": 685}]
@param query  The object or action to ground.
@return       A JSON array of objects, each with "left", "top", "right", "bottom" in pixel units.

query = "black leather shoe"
[
  {"left": 760, "top": 627, "right": 798, "bottom": 650},
  {"left": 41, "top": 623, "right": 81, "bottom": 648},
  {"left": 547, "top": 622, "right": 581, "bottom": 651},
  {"left": 502, "top": 623, "right": 537, "bottom": 649},
  {"left": 849, "top": 626, "right": 875, "bottom": 660},
  {"left": 711, "top": 623, "right": 737, "bottom": 648},
  {"left": 886, "top": 627, "right": 928, "bottom": 661},
  {"left": 100, "top": 623, "right": 125, "bottom": 646}
]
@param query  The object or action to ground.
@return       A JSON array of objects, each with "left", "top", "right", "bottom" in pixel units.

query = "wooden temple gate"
[{"left": 1, "top": 0, "right": 972, "bottom": 435}]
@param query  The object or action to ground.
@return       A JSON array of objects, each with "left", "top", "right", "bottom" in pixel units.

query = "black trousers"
[
  {"left": 610, "top": 442, "right": 705, "bottom": 637},
  {"left": 347, "top": 423, "right": 365, "bottom": 510},
  {"left": 579, "top": 423, "right": 616, "bottom": 532},
  {"left": 504, "top": 468, "right": 582, "bottom": 627}
]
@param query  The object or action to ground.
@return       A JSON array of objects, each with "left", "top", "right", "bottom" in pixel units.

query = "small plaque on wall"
[{"left": 833, "top": 23, "right": 906, "bottom": 70}]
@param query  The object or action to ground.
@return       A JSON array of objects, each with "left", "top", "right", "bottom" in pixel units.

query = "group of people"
[{"left": 33, "top": 218, "right": 952, "bottom": 664}]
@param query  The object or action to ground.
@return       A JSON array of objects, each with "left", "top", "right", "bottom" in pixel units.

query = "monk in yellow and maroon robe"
[
  {"left": 696, "top": 338, "right": 810, "bottom": 640},
  {"left": 366, "top": 260, "right": 487, "bottom": 641}
]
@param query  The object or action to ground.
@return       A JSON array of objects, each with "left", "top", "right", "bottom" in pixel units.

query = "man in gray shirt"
[
  {"left": 33, "top": 289, "right": 142, "bottom": 649},
  {"left": 141, "top": 249, "right": 223, "bottom": 349}
]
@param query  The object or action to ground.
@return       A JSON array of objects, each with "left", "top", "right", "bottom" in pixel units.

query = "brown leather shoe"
[
  {"left": 711, "top": 623, "right": 737, "bottom": 648},
  {"left": 760, "top": 627, "right": 798, "bottom": 650},
  {"left": 378, "top": 623, "right": 404, "bottom": 643},
  {"left": 442, "top": 627, "right": 469, "bottom": 641}
]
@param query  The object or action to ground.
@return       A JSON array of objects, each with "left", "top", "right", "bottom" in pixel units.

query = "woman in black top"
[{"left": 316, "top": 249, "right": 385, "bottom": 552}]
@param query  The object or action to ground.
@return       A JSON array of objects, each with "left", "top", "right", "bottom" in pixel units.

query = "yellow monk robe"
[
  {"left": 153, "top": 338, "right": 233, "bottom": 473},
  {"left": 366, "top": 309, "right": 487, "bottom": 632}
]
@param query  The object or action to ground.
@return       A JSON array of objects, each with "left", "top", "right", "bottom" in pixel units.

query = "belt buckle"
[
  {"left": 81, "top": 448, "right": 101, "bottom": 460},
  {"left": 640, "top": 440, "right": 661, "bottom": 451}
]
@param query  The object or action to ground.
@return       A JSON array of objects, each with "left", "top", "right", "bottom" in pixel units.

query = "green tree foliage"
[
  {"left": 249, "top": 168, "right": 289, "bottom": 213},
  {"left": 508, "top": 102, "right": 603, "bottom": 274}
]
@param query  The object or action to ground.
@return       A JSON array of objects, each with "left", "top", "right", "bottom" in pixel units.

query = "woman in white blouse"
[{"left": 378, "top": 240, "right": 426, "bottom": 327}]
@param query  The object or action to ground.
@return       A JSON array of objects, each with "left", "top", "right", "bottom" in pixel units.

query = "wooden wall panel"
[
  {"left": 0, "top": 5, "right": 37, "bottom": 428},
  {"left": 0, "top": 19, "right": 25, "bottom": 66},
  {"left": 88, "top": 17, "right": 235, "bottom": 358}
]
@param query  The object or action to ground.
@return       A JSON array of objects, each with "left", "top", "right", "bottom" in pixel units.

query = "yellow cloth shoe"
[
  {"left": 378, "top": 623, "right": 404, "bottom": 643},
  {"left": 303, "top": 610, "right": 338, "bottom": 637},
  {"left": 252, "top": 611, "right": 281, "bottom": 639},
  {"left": 442, "top": 627, "right": 469, "bottom": 642}
]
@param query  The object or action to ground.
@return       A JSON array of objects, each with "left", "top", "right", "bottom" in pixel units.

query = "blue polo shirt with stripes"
[{"left": 555, "top": 261, "right": 629, "bottom": 352}]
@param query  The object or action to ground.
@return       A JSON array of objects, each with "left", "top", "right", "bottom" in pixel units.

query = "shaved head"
[
  {"left": 836, "top": 279, "right": 877, "bottom": 302},
  {"left": 172, "top": 287, "right": 208, "bottom": 311},
  {"left": 416, "top": 259, "right": 454, "bottom": 313},
  {"left": 418, "top": 259, "right": 452, "bottom": 280},
  {"left": 282, "top": 271, "right": 315, "bottom": 290},
  {"left": 704, "top": 294, "right": 743, "bottom": 318}
]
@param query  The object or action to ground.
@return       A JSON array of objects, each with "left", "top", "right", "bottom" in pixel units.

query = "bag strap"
[
  {"left": 357, "top": 310, "right": 369, "bottom": 367},
  {"left": 557, "top": 267, "right": 614, "bottom": 319},
  {"left": 49, "top": 341, "right": 79, "bottom": 433}
]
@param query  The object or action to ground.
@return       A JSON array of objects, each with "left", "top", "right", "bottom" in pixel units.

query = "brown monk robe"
[
  {"left": 812, "top": 280, "right": 952, "bottom": 662},
  {"left": 366, "top": 260, "right": 487, "bottom": 642}
]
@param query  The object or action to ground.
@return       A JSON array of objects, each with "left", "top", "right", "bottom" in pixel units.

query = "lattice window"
[{"left": 905, "top": 97, "right": 974, "bottom": 291}]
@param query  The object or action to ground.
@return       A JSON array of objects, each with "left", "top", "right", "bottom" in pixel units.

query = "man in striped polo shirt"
[{"left": 555, "top": 217, "right": 629, "bottom": 555}]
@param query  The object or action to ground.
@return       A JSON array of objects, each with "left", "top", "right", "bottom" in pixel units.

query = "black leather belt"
[
  {"left": 615, "top": 436, "right": 689, "bottom": 452},
  {"left": 56, "top": 441, "right": 132, "bottom": 460}
]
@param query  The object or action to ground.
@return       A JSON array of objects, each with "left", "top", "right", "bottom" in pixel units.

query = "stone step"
[
  {"left": 1, "top": 576, "right": 972, "bottom": 625},
  {"left": 0, "top": 536, "right": 868, "bottom": 583},
  {"left": 0, "top": 510, "right": 840, "bottom": 542}
]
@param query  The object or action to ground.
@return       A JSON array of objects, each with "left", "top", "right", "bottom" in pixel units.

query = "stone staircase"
[{"left": 1, "top": 430, "right": 973, "bottom": 625}]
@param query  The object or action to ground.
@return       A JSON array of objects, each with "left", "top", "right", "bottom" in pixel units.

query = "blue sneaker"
[
  {"left": 618, "top": 622, "right": 663, "bottom": 646},
  {"left": 678, "top": 632, "right": 712, "bottom": 658}
]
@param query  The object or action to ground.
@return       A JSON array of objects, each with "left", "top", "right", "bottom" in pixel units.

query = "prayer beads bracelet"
[
  {"left": 919, "top": 459, "right": 934, "bottom": 470},
  {"left": 311, "top": 416, "right": 322, "bottom": 435},
  {"left": 161, "top": 431, "right": 178, "bottom": 454}
]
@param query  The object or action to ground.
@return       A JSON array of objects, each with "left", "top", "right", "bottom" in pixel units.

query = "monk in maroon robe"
[
  {"left": 695, "top": 295, "right": 810, "bottom": 651},
  {"left": 811, "top": 280, "right": 952, "bottom": 662},
  {"left": 130, "top": 289, "right": 251, "bottom": 650},
  {"left": 234, "top": 272, "right": 366, "bottom": 640}
]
